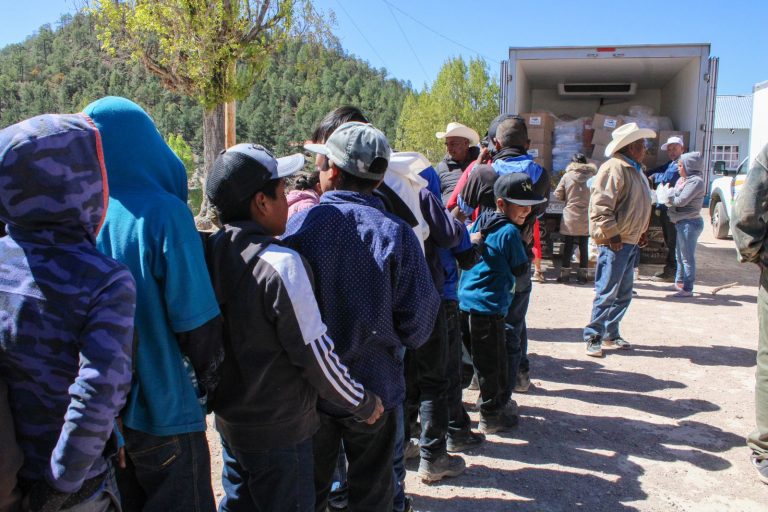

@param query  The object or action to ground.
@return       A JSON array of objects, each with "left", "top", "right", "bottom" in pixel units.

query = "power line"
[
  {"left": 334, "top": 0, "right": 390, "bottom": 70},
  {"left": 381, "top": 0, "right": 430, "bottom": 84},
  {"left": 381, "top": 0, "right": 499, "bottom": 65}
]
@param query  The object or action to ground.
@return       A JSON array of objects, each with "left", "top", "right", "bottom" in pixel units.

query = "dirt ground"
[{"left": 206, "top": 210, "right": 767, "bottom": 511}]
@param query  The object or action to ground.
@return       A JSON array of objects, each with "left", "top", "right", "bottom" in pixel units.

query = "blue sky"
[{"left": 1, "top": 0, "right": 765, "bottom": 95}]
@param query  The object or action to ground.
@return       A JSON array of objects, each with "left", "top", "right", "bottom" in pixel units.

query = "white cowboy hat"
[
  {"left": 435, "top": 122, "right": 480, "bottom": 146},
  {"left": 604, "top": 122, "right": 657, "bottom": 158}
]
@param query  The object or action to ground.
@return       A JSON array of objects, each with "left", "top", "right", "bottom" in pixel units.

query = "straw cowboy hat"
[
  {"left": 604, "top": 122, "right": 657, "bottom": 158},
  {"left": 435, "top": 122, "right": 480, "bottom": 146}
]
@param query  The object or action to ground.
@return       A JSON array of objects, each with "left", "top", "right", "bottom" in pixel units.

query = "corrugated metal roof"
[{"left": 715, "top": 95, "right": 752, "bottom": 129}]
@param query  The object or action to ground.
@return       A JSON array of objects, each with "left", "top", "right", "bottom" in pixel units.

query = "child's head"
[
  {"left": 493, "top": 173, "right": 547, "bottom": 225},
  {"left": 206, "top": 144, "right": 304, "bottom": 235}
]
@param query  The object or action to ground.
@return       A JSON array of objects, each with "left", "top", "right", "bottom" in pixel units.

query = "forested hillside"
[{"left": 0, "top": 11, "right": 409, "bottom": 157}]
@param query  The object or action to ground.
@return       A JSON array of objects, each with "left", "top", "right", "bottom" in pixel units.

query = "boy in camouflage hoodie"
[{"left": 0, "top": 114, "right": 136, "bottom": 510}]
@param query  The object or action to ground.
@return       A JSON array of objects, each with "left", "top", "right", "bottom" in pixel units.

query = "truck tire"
[{"left": 711, "top": 201, "right": 730, "bottom": 239}]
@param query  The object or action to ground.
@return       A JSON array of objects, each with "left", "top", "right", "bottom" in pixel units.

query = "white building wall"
[{"left": 712, "top": 128, "right": 750, "bottom": 169}]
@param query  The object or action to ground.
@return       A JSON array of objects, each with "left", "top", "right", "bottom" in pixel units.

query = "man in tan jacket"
[{"left": 584, "top": 123, "right": 654, "bottom": 357}]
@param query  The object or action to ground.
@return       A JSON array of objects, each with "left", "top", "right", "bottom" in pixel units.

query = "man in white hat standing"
[
  {"left": 647, "top": 135, "right": 686, "bottom": 282},
  {"left": 584, "top": 123, "right": 655, "bottom": 357},
  {"left": 435, "top": 122, "right": 480, "bottom": 204}
]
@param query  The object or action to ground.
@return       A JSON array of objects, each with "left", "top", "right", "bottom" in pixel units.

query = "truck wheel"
[{"left": 711, "top": 201, "right": 730, "bottom": 239}]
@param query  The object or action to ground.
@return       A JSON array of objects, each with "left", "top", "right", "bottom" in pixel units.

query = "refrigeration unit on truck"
[{"left": 499, "top": 44, "right": 719, "bottom": 261}]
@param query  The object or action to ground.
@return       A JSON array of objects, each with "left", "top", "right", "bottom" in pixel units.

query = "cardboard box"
[
  {"left": 592, "top": 113, "right": 624, "bottom": 132},
  {"left": 588, "top": 158, "right": 604, "bottom": 168},
  {"left": 528, "top": 128, "right": 554, "bottom": 145},
  {"left": 583, "top": 128, "right": 595, "bottom": 147},
  {"left": 592, "top": 128, "right": 614, "bottom": 146},
  {"left": 591, "top": 144, "right": 609, "bottom": 160},
  {"left": 528, "top": 143, "right": 552, "bottom": 171},
  {"left": 521, "top": 112, "right": 555, "bottom": 134}
]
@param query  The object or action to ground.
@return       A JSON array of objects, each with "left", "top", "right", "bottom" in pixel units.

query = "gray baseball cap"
[{"left": 304, "top": 121, "right": 391, "bottom": 180}]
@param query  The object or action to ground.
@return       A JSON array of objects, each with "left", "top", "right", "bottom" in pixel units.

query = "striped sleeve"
[{"left": 260, "top": 245, "right": 366, "bottom": 410}]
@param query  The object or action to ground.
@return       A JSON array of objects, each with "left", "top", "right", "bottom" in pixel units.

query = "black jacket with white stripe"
[{"left": 205, "top": 221, "right": 377, "bottom": 450}]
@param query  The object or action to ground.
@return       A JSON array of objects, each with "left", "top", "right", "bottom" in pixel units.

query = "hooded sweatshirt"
[
  {"left": 458, "top": 210, "right": 529, "bottom": 315},
  {"left": 668, "top": 152, "right": 706, "bottom": 223},
  {"left": 0, "top": 114, "right": 136, "bottom": 494},
  {"left": 206, "top": 222, "right": 376, "bottom": 450},
  {"left": 287, "top": 189, "right": 320, "bottom": 218},
  {"left": 553, "top": 162, "right": 597, "bottom": 236},
  {"left": 84, "top": 97, "right": 221, "bottom": 436}
]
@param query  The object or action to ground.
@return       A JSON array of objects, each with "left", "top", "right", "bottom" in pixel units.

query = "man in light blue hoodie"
[{"left": 84, "top": 97, "right": 224, "bottom": 511}]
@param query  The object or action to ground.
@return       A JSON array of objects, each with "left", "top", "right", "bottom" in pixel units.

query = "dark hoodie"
[
  {"left": 0, "top": 114, "right": 136, "bottom": 495},
  {"left": 465, "top": 147, "right": 551, "bottom": 251},
  {"left": 206, "top": 222, "right": 376, "bottom": 449}
]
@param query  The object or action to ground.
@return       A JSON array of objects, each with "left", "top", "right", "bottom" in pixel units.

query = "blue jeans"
[
  {"left": 219, "top": 437, "right": 314, "bottom": 512},
  {"left": 117, "top": 428, "right": 215, "bottom": 512},
  {"left": 583, "top": 244, "right": 639, "bottom": 341},
  {"left": 674, "top": 217, "right": 704, "bottom": 292}
]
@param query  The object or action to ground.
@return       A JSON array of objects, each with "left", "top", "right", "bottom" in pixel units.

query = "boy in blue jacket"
[{"left": 458, "top": 173, "right": 546, "bottom": 434}]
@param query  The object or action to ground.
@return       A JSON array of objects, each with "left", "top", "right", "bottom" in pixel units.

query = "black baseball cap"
[
  {"left": 493, "top": 173, "right": 547, "bottom": 206},
  {"left": 206, "top": 143, "right": 304, "bottom": 222}
]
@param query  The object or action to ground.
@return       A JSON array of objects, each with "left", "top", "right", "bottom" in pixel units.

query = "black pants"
[
  {"left": 444, "top": 300, "right": 472, "bottom": 440},
  {"left": 657, "top": 206, "right": 677, "bottom": 271},
  {"left": 467, "top": 312, "right": 508, "bottom": 416},
  {"left": 313, "top": 411, "right": 396, "bottom": 512},
  {"left": 561, "top": 235, "right": 589, "bottom": 269},
  {"left": 404, "top": 303, "right": 449, "bottom": 461}
]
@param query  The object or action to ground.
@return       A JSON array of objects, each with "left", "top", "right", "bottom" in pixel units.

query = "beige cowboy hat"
[
  {"left": 435, "top": 122, "right": 480, "bottom": 146},
  {"left": 604, "top": 122, "right": 657, "bottom": 158}
]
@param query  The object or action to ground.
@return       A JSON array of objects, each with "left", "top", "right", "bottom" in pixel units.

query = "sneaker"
[
  {"left": 533, "top": 271, "right": 545, "bottom": 283},
  {"left": 556, "top": 269, "right": 570, "bottom": 283},
  {"left": 447, "top": 431, "right": 485, "bottom": 452},
  {"left": 417, "top": 453, "right": 466, "bottom": 483},
  {"left": 585, "top": 336, "right": 603, "bottom": 357},
  {"left": 602, "top": 336, "right": 631, "bottom": 349},
  {"left": 404, "top": 438, "right": 420, "bottom": 460},
  {"left": 479, "top": 407, "right": 519, "bottom": 434},
  {"left": 468, "top": 373, "right": 479, "bottom": 391},
  {"left": 671, "top": 289, "right": 693, "bottom": 298},
  {"left": 514, "top": 370, "right": 531, "bottom": 392},
  {"left": 752, "top": 454, "right": 768, "bottom": 485},
  {"left": 670, "top": 282, "right": 683, "bottom": 291}
]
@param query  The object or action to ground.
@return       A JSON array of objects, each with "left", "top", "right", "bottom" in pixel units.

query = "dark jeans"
[
  {"left": 657, "top": 206, "right": 677, "bottom": 272},
  {"left": 583, "top": 244, "right": 639, "bottom": 342},
  {"left": 505, "top": 269, "right": 531, "bottom": 401},
  {"left": 404, "top": 303, "right": 449, "bottom": 461},
  {"left": 561, "top": 235, "right": 589, "bottom": 269},
  {"left": 314, "top": 411, "right": 396, "bottom": 512},
  {"left": 117, "top": 428, "right": 215, "bottom": 512},
  {"left": 467, "top": 312, "right": 508, "bottom": 415},
  {"left": 445, "top": 301, "right": 472, "bottom": 440},
  {"left": 219, "top": 437, "right": 314, "bottom": 512}
]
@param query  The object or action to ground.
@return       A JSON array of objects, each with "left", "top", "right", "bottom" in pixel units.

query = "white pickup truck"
[{"left": 709, "top": 158, "right": 748, "bottom": 239}]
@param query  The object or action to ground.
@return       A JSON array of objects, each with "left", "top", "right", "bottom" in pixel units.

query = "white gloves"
[{"left": 655, "top": 183, "right": 673, "bottom": 206}]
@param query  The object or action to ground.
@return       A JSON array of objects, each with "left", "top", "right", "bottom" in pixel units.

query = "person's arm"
[
  {"left": 175, "top": 316, "right": 224, "bottom": 407},
  {"left": 732, "top": 154, "right": 768, "bottom": 266},
  {"left": 420, "top": 188, "right": 465, "bottom": 249},
  {"left": 669, "top": 178, "right": 704, "bottom": 208},
  {"left": 590, "top": 167, "right": 624, "bottom": 248},
  {"left": 36, "top": 270, "right": 135, "bottom": 504},
  {"left": 392, "top": 228, "right": 441, "bottom": 350},
  {"left": 264, "top": 250, "right": 381, "bottom": 422},
  {"left": 553, "top": 175, "right": 567, "bottom": 202},
  {"left": 452, "top": 229, "right": 481, "bottom": 270}
]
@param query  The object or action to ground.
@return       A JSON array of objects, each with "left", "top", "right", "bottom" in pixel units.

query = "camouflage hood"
[
  {"left": 0, "top": 113, "right": 108, "bottom": 244},
  {"left": 83, "top": 96, "right": 188, "bottom": 202}
]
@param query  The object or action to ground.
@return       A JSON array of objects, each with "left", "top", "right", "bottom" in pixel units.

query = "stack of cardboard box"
[
  {"left": 521, "top": 112, "right": 554, "bottom": 171},
  {"left": 590, "top": 114, "right": 624, "bottom": 166}
]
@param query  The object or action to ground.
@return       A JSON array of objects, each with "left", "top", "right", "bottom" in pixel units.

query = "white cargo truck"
[{"left": 498, "top": 44, "right": 719, "bottom": 259}]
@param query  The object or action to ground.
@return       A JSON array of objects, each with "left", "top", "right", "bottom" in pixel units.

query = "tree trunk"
[{"left": 196, "top": 103, "right": 226, "bottom": 229}]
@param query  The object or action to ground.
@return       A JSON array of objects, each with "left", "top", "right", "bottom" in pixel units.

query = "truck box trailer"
[{"left": 499, "top": 44, "right": 719, "bottom": 261}]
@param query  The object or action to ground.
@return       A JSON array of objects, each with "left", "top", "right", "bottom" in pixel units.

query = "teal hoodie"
[{"left": 84, "top": 97, "right": 220, "bottom": 436}]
